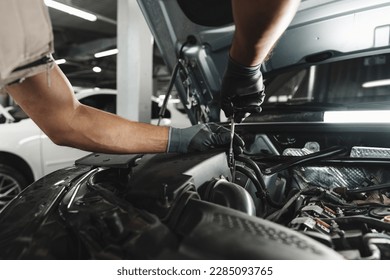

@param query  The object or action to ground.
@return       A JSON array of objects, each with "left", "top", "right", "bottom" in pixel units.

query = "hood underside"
[
  {"left": 138, "top": 0, "right": 390, "bottom": 72},
  {"left": 137, "top": 0, "right": 390, "bottom": 124}
]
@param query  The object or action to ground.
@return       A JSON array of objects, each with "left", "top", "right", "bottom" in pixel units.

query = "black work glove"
[
  {"left": 167, "top": 123, "right": 244, "bottom": 154},
  {"left": 220, "top": 56, "right": 265, "bottom": 123}
]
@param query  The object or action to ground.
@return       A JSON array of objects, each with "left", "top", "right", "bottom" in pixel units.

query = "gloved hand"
[
  {"left": 167, "top": 123, "right": 244, "bottom": 154},
  {"left": 220, "top": 56, "right": 265, "bottom": 123}
]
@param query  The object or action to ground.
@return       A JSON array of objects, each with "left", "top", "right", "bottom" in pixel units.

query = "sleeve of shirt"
[{"left": 0, "top": 0, "right": 54, "bottom": 89}]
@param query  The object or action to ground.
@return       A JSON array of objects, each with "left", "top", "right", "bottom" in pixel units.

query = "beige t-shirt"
[{"left": 0, "top": 0, "right": 54, "bottom": 89}]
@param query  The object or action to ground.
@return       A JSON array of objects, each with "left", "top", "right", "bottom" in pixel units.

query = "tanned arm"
[
  {"left": 230, "top": 0, "right": 301, "bottom": 66},
  {"left": 6, "top": 64, "right": 169, "bottom": 154}
]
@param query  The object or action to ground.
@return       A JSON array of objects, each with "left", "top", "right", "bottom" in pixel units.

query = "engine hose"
[
  {"left": 266, "top": 189, "right": 305, "bottom": 222},
  {"left": 236, "top": 155, "right": 285, "bottom": 208},
  {"left": 263, "top": 146, "right": 348, "bottom": 175},
  {"left": 235, "top": 165, "right": 267, "bottom": 214},
  {"left": 236, "top": 155, "right": 267, "bottom": 191},
  {"left": 236, "top": 156, "right": 284, "bottom": 208},
  {"left": 235, "top": 165, "right": 283, "bottom": 209},
  {"left": 347, "top": 182, "right": 390, "bottom": 194},
  {"left": 321, "top": 215, "right": 390, "bottom": 231}
]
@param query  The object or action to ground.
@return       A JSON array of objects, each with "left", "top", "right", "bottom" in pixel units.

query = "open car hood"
[{"left": 137, "top": 0, "right": 390, "bottom": 123}]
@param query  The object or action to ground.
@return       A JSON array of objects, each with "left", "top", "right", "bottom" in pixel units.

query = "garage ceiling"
[{"left": 48, "top": 0, "right": 118, "bottom": 88}]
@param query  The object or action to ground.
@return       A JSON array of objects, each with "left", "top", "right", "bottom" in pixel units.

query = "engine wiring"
[
  {"left": 263, "top": 146, "right": 348, "bottom": 175},
  {"left": 234, "top": 146, "right": 350, "bottom": 213},
  {"left": 236, "top": 155, "right": 285, "bottom": 209},
  {"left": 233, "top": 143, "right": 390, "bottom": 259}
]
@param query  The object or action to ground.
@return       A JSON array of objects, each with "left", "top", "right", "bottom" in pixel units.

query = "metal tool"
[{"left": 228, "top": 115, "right": 236, "bottom": 182}]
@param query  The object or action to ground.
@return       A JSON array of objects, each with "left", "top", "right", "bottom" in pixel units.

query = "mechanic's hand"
[
  {"left": 220, "top": 57, "right": 265, "bottom": 123},
  {"left": 167, "top": 123, "right": 244, "bottom": 154}
]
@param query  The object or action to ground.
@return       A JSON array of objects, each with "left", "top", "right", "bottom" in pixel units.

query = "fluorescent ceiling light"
[
  {"left": 94, "top": 49, "right": 118, "bottom": 58},
  {"left": 44, "top": 0, "right": 97, "bottom": 22},
  {"left": 92, "top": 66, "right": 102, "bottom": 73},
  {"left": 55, "top": 58, "right": 66, "bottom": 65},
  {"left": 324, "top": 110, "right": 390, "bottom": 123},
  {"left": 362, "top": 79, "right": 390, "bottom": 88}
]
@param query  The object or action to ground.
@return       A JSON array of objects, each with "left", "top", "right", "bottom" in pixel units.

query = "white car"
[{"left": 0, "top": 88, "right": 117, "bottom": 208}]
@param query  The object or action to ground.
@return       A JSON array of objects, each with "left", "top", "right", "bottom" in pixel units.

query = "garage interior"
[
  {"left": 0, "top": 0, "right": 189, "bottom": 126},
  {"left": 2, "top": 0, "right": 390, "bottom": 263}
]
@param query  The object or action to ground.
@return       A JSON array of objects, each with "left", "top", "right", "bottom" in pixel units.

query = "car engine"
[{"left": 1, "top": 122, "right": 390, "bottom": 260}]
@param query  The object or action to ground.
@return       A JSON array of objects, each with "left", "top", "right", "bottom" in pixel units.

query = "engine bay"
[
  {"left": 1, "top": 122, "right": 390, "bottom": 260},
  {"left": 237, "top": 123, "right": 390, "bottom": 259}
]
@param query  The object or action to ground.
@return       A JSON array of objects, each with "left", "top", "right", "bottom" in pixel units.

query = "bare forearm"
[
  {"left": 6, "top": 65, "right": 170, "bottom": 154},
  {"left": 231, "top": 0, "right": 301, "bottom": 66},
  {"left": 62, "top": 104, "right": 170, "bottom": 154}
]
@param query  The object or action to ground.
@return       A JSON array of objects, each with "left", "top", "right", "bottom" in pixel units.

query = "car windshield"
[{"left": 263, "top": 53, "right": 390, "bottom": 109}]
